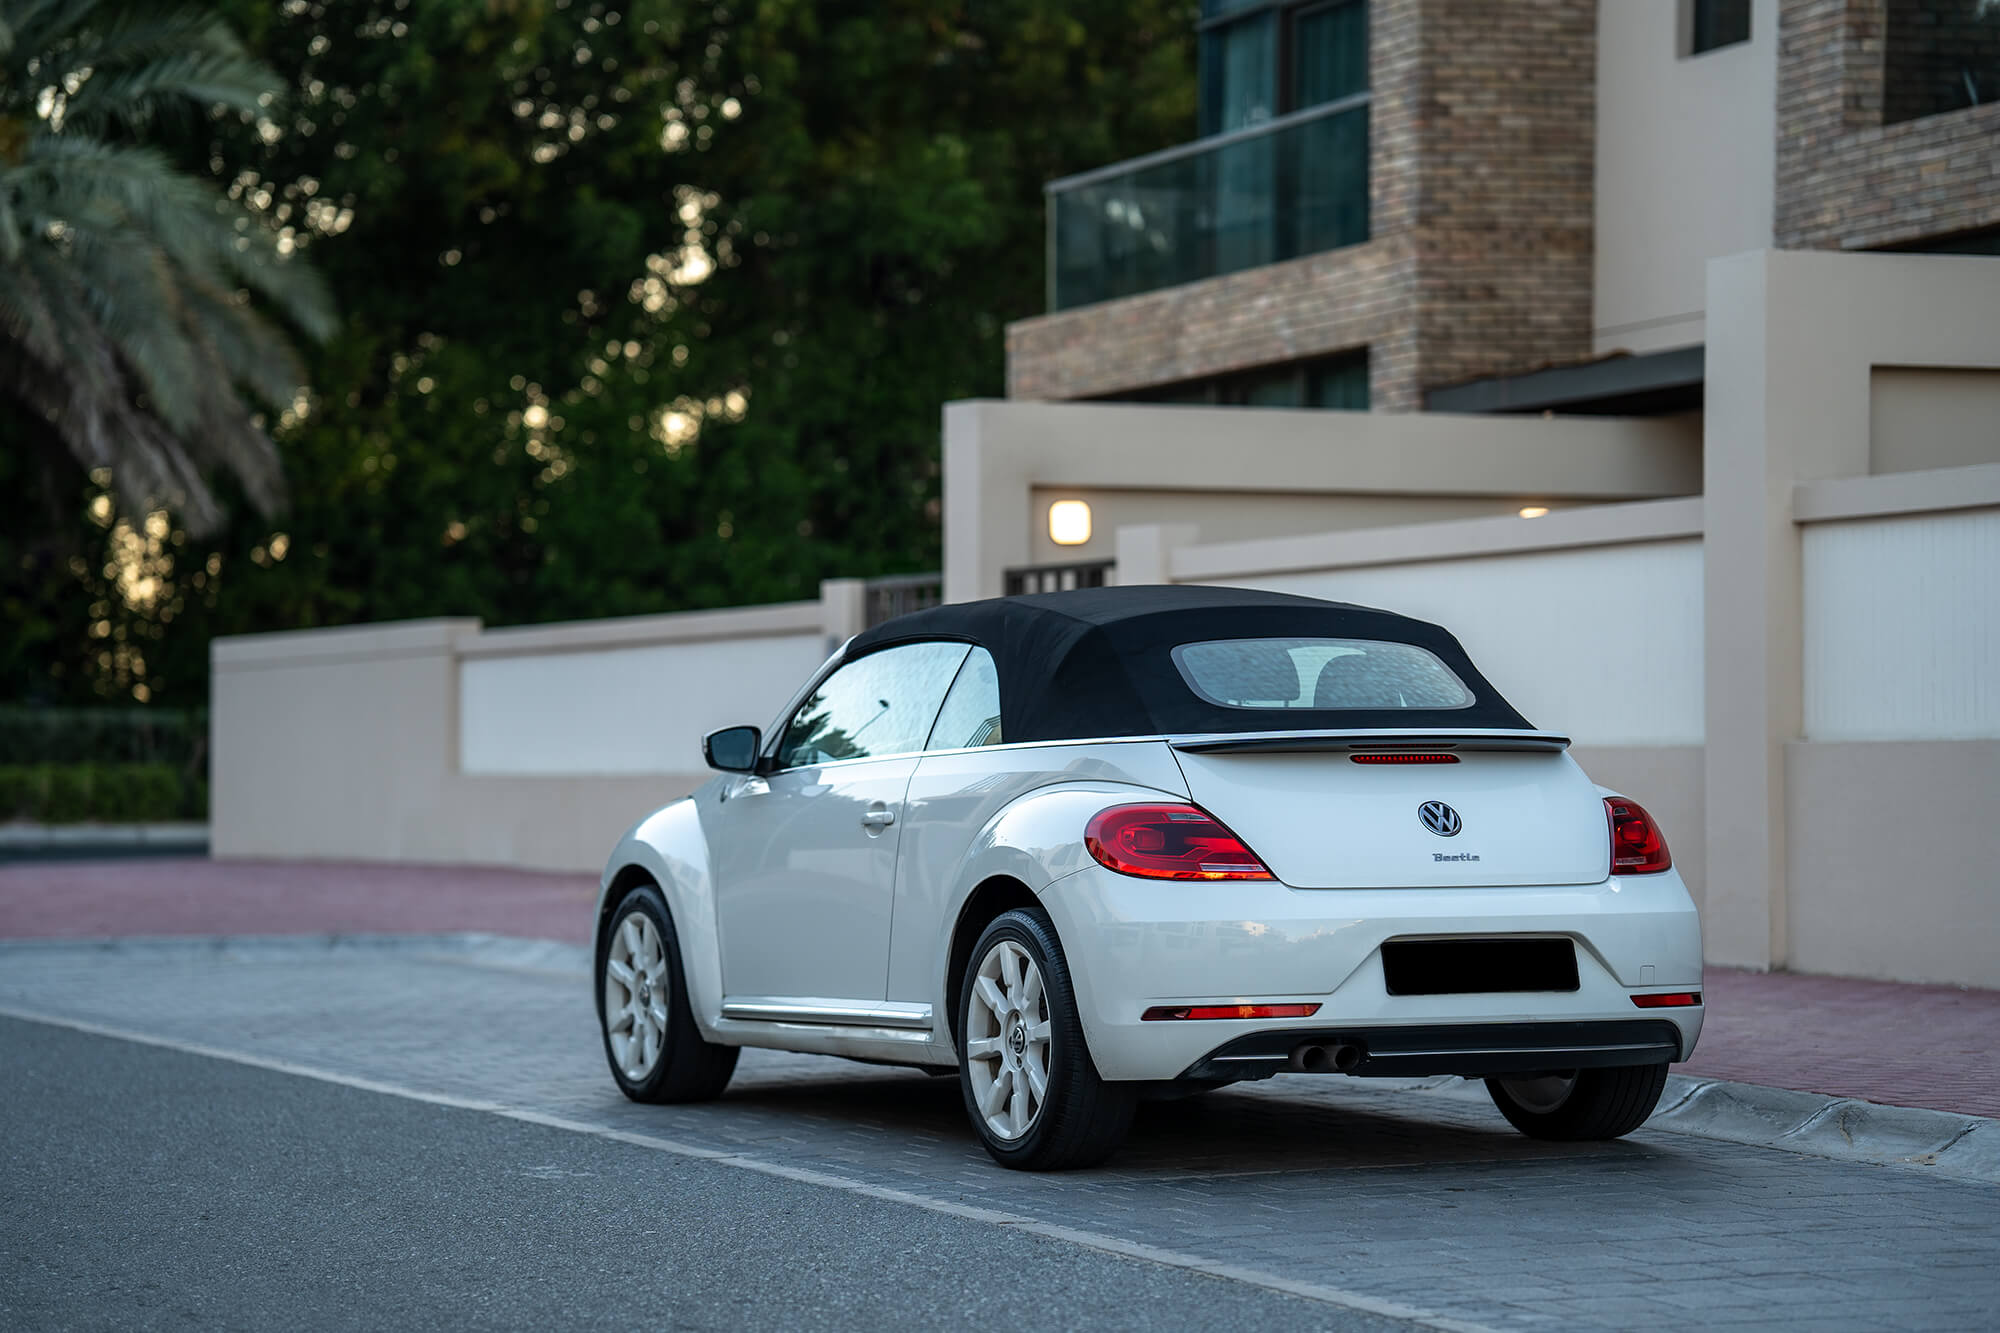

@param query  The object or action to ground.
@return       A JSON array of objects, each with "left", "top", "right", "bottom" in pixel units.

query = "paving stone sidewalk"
[{"left": 2, "top": 854, "right": 1995, "bottom": 1119}]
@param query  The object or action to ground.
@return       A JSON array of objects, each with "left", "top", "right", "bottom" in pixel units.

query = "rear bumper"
[
  {"left": 1035, "top": 863, "right": 1704, "bottom": 1082},
  {"left": 1182, "top": 1019, "right": 1686, "bottom": 1081}
]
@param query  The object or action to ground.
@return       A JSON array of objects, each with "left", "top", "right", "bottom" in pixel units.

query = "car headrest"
[{"left": 1313, "top": 651, "right": 1417, "bottom": 709}]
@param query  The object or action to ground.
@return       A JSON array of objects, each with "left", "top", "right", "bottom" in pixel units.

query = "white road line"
[{"left": 0, "top": 1003, "right": 1497, "bottom": 1333}]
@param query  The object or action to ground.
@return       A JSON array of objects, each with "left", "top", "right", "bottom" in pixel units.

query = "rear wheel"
[
  {"left": 599, "top": 883, "right": 738, "bottom": 1103},
  {"left": 1485, "top": 1062, "right": 1669, "bottom": 1140},
  {"left": 958, "top": 908, "right": 1134, "bottom": 1170}
]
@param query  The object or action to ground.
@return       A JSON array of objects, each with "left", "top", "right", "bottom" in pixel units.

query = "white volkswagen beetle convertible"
[{"left": 593, "top": 586, "right": 1703, "bottom": 1170}]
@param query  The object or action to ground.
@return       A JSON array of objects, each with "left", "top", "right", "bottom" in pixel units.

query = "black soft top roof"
[{"left": 844, "top": 584, "right": 1532, "bottom": 741}]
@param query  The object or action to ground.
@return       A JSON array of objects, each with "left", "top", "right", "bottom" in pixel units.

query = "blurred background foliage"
[{"left": 1, "top": 0, "right": 1196, "bottom": 709}]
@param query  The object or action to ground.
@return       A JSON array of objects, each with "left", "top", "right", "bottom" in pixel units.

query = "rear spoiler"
[{"left": 1170, "top": 729, "right": 1571, "bottom": 755}]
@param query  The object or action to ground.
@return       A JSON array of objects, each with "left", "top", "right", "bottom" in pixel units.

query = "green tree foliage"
[
  {"left": 0, "top": 1, "right": 334, "bottom": 533},
  {"left": 1, "top": 0, "right": 1195, "bottom": 705}
]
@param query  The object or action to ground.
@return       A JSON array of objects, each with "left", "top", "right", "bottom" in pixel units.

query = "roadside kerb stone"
[{"left": 0, "top": 822, "right": 208, "bottom": 860}]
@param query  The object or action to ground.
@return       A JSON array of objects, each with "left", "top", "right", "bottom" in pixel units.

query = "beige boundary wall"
[
  {"left": 209, "top": 251, "right": 1997, "bottom": 987},
  {"left": 1111, "top": 466, "right": 2000, "bottom": 986},
  {"left": 942, "top": 398, "right": 1702, "bottom": 600},
  {"left": 211, "top": 587, "right": 867, "bottom": 871}
]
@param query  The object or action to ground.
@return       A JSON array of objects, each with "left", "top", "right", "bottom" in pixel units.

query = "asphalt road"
[{"left": 0, "top": 1017, "right": 1399, "bottom": 1333}]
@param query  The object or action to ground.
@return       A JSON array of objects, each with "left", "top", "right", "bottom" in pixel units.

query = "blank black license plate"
[{"left": 1381, "top": 938, "right": 1580, "bottom": 996}]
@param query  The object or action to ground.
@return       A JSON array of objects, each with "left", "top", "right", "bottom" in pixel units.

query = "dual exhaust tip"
[{"left": 1290, "top": 1041, "right": 1362, "bottom": 1074}]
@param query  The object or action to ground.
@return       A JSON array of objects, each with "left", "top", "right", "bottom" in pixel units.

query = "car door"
[{"left": 708, "top": 640, "right": 970, "bottom": 1005}]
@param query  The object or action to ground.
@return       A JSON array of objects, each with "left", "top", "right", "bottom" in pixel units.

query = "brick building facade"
[
  {"left": 1776, "top": 0, "right": 2000, "bottom": 250},
  {"left": 1009, "top": 0, "right": 1597, "bottom": 413},
  {"left": 1010, "top": 0, "right": 1999, "bottom": 413}
]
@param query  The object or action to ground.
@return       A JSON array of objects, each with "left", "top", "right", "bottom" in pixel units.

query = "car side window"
[
  {"left": 926, "top": 646, "right": 1003, "bottom": 750},
  {"left": 774, "top": 641, "right": 970, "bottom": 769}
]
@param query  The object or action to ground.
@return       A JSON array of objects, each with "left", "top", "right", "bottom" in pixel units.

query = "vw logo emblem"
[{"left": 1419, "top": 801, "right": 1462, "bottom": 837}]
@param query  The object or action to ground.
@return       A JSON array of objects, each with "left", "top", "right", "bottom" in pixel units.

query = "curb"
[
  {"left": 0, "top": 822, "right": 209, "bottom": 862},
  {"left": 2, "top": 932, "right": 1994, "bottom": 1185},
  {"left": 1647, "top": 1074, "right": 2000, "bottom": 1184},
  {"left": 1350, "top": 1071, "right": 2000, "bottom": 1187}
]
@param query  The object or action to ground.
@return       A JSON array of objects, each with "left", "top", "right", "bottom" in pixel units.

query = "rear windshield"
[{"left": 1171, "top": 637, "right": 1475, "bottom": 711}]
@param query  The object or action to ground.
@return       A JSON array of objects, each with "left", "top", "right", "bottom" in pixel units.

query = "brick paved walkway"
[
  {"left": 0, "top": 856, "right": 596, "bottom": 945},
  {"left": 1, "top": 856, "right": 1994, "bottom": 1118}
]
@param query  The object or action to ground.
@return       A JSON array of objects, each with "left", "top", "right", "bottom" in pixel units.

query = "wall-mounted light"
[
  {"left": 1517, "top": 505, "right": 1550, "bottom": 519},
  {"left": 1049, "top": 499, "right": 1092, "bottom": 546}
]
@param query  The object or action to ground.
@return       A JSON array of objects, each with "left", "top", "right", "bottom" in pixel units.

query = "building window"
[
  {"left": 1110, "top": 350, "right": 1371, "bottom": 411},
  {"left": 1046, "top": 3, "right": 1371, "bottom": 311},
  {"left": 1884, "top": 1, "right": 2000, "bottom": 125},
  {"left": 1200, "top": 0, "right": 1368, "bottom": 136},
  {"left": 1881, "top": 224, "right": 2000, "bottom": 256},
  {"left": 1688, "top": 0, "right": 1751, "bottom": 55}
]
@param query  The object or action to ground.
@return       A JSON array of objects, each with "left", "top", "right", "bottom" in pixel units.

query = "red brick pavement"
[
  {"left": 0, "top": 857, "right": 596, "bottom": 946},
  {"left": 2, "top": 857, "right": 1995, "bottom": 1119}
]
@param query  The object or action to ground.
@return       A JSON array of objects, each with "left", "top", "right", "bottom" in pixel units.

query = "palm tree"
[{"left": 0, "top": 0, "right": 334, "bottom": 535}]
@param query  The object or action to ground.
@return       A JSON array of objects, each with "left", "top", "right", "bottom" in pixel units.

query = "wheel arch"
[
  {"left": 943, "top": 875, "right": 1042, "bottom": 1035},
  {"left": 596, "top": 864, "right": 661, "bottom": 969},
  {"left": 594, "top": 796, "right": 727, "bottom": 1032}
]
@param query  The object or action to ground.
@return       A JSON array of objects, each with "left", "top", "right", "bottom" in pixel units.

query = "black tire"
[
  {"left": 597, "top": 882, "right": 738, "bottom": 1104},
  {"left": 957, "top": 907, "right": 1135, "bottom": 1171},
  {"left": 1484, "top": 1062, "right": 1670, "bottom": 1140}
]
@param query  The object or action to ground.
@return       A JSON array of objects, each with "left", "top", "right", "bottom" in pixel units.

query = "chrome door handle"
[{"left": 860, "top": 807, "right": 896, "bottom": 830}]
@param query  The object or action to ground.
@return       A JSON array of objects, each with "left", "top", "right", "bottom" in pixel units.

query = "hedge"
[
  {"left": 0, "top": 764, "right": 202, "bottom": 823},
  {"left": 0, "top": 707, "right": 206, "bottom": 767}
]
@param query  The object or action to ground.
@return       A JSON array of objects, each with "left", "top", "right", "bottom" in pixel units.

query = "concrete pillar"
[
  {"left": 818, "top": 578, "right": 868, "bottom": 651},
  {"left": 942, "top": 401, "right": 1032, "bottom": 604},
  {"left": 1700, "top": 250, "right": 1874, "bottom": 970},
  {"left": 1112, "top": 524, "right": 1199, "bottom": 587}
]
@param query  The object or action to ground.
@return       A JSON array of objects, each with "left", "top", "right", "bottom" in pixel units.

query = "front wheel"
[
  {"left": 1485, "top": 1062, "right": 1669, "bottom": 1140},
  {"left": 598, "top": 883, "right": 738, "bottom": 1103},
  {"left": 958, "top": 908, "right": 1134, "bottom": 1171}
]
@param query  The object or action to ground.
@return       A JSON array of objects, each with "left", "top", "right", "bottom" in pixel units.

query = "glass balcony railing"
[{"left": 1045, "top": 94, "right": 1369, "bottom": 312}]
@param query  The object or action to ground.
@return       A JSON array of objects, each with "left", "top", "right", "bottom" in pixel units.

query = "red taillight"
[
  {"left": 1142, "top": 1003, "right": 1321, "bottom": 1021},
  {"left": 1605, "top": 797, "right": 1672, "bottom": 875},
  {"left": 1085, "top": 804, "right": 1274, "bottom": 881},
  {"left": 1632, "top": 992, "right": 1702, "bottom": 1008},
  {"left": 1349, "top": 753, "right": 1460, "bottom": 765}
]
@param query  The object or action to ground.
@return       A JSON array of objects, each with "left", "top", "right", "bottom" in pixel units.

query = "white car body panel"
[
  {"left": 599, "top": 734, "right": 1704, "bottom": 1081},
  {"left": 707, "top": 754, "right": 919, "bottom": 1001},
  {"left": 1173, "top": 747, "right": 1611, "bottom": 888},
  {"left": 890, "top": 739, "right": 1192, "bottom": 1014},
  {"left": 1036, "top": 855, "right": 1703, "bottom": 1082}
]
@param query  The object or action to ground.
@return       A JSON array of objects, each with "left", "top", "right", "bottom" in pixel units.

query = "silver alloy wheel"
[
  {"left": 604, "top": 912, "right": 670, "bottom": 1082},
  {"left": 1500, "top": 1071, "right": 1578, "bottom": 1115},
  {"left": 964, "top": 938, "right": 1052, "bottom": 1141}
]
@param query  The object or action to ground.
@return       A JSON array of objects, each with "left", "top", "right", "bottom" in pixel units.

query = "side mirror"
[{"left": 703, "top": 725, "right": 762, "bottom": 773}]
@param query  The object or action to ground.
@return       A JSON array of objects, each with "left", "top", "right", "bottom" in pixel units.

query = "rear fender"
[{"left": 928, "top": 780, "right": 1186, "bottom": 1051}]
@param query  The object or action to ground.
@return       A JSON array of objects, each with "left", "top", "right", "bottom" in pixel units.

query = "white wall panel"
[
  {"left": 1223, "top": 539, "right": 1705, "bottom": 746},
  {"left": 460, "top": 633, "right": 828, "bottom": 775},
  {"left": 1804, "top": 509, "right": 2000, "bottom": 741}
]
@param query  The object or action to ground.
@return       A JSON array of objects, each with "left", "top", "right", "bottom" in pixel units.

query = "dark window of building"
[
  {"left": 1309, "top": 355, "right": 1370, "bottom": 409},
  {"left": 1293, "top": 2, "right": 1370, "bottom": 109},
  {"left": 1880, "top": 224, "right": 2000, "bottom": 256},
  {"left": 1203, "top": 7, "right": 1278, "bottom": 134},
  {"left": 1884, "top": 1, "right": 2000, "bottom": 125},
  {"left": 1048, "top": 3, "right": 1371, "bottom": 311},
  {"left": 1689, "top": 0, "right": 1751, "bottom": 55},
  {"left": 1201, "top": 0, "right": 1368, "bottom": 136},
  {"left": 1108, "top": 350, "right": 1371, "bottom": 411}
]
